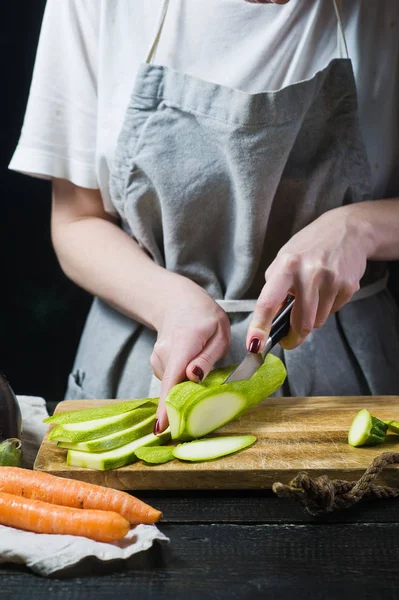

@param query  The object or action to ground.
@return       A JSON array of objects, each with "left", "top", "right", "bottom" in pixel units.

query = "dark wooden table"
[{"left": 1, "top": 488, "right": 399, "bottom": 600}]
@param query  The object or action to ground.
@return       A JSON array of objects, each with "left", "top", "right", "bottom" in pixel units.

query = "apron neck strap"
[
  {"left": 145, "top": 0, "right": 170, "bottom": 64},
  {"left": 333, "top": 0, "right": 349, "bottom": 59}
]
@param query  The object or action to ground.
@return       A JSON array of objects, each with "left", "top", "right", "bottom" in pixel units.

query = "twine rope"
[{"left": 272, "top": 452, "right": 399, "bottom": 516}]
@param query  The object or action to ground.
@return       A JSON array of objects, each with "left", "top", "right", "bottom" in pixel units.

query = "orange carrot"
[
  {"left": 0, "top": 467, "right": 162, "bottom": 524},
  {"left": 0, "top": 491, "right": 129, "bottom": 542}
]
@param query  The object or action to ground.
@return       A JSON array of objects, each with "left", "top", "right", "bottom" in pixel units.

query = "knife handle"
[{"left": 261, "top": 295, "right": 295, "bottom": 357}]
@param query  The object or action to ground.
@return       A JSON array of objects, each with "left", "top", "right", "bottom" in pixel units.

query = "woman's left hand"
[{"left": 246, "top": 206, "right": 374, "bottom": 351}]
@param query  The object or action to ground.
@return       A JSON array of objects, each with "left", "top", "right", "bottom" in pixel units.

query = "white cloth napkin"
[
  {"left": 0, "top": 396, "right": 169, "bottom": 576},
  {"left": 0, "top": 523, "right": 168, "bottom": 576},
  {"left": 18, "top": 395, "right": 50, "bottom": 470}
]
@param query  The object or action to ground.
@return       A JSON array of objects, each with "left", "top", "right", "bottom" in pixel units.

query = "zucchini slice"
[
  {"left": 57, "top": 415, "right": 156, "bottom": 452},
  {"left": 49, "top": 406, "right": 156, "bottom": 443},
  {"left": 67, "top": 430, "right": 171, "bottom": 471},
  {"left": 173, "top": 435, "right": 257, "bottom": 462},
  {"left": 166, "top": 354, "right": 286, "bottom": 440},
  {"left": 348, "top": 409, "right": 388, "bottom": 447},
  {"left": 384, "top": 420, "right": 399, "bottom": 435},
  {"left": 134, "top": 446, "right": 175, "bottom": 464},
  {"left": 44, "top": 398, "right": 157, "bottom": 424}
]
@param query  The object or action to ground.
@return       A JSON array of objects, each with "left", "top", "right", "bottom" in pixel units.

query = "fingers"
[
  {"left": 247, "top": 265, "right": 356, "bottom": 352},
  {"left": 246, "top": 271, "right": 292, "bottom": 353},
  {"left": 186, "top": 325, "right": 230, "bottom": 383},
  {"left": 155, "top": 346, "right": 195, "bottom": 432},
  {"left": 313, "top": 287, "right": 338, "bottom": 330},
  {"left": 152, "top": 315, "right": 231, "bottom": 434},
  {"left": 149, "top": 352, "right": 170, "bottom": 433},
  {"left": 154, "top": 397, "right": 169, "bottom": 434},
  {"left": 330, "top": 279, "right": 360, "bottom": 314},
  {"left": 280, "top": 280, "right": 318, "bottom": 350}
]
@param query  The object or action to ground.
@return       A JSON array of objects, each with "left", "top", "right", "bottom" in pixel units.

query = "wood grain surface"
[
  {"left": 3, "top": 522, "right": 399, "bottom": 598},
  {"left": 34, "top": 396, "right": 399, "bottom": 490}
]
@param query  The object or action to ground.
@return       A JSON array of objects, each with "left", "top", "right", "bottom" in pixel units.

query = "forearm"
[
  {"left": 51, "top": 180, "right": 177, "bottom": 330},
  {"left": 343, "top": 198, "right": 399, "bottom": 261},
  {"left": 53, "top": 217, "right": 178, "bottom": 329}
]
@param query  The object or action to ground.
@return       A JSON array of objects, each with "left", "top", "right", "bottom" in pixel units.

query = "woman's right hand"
[
  {"left": 151, "top": 276, "right": 231, "bottom": 433},
  {"left": 50, "top": 180, "right": 230, "bottom": 434}
]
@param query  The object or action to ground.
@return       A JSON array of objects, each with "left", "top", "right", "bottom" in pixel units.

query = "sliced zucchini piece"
[
  {"left": 166, "top": 354, "right": 286, "bottom": 440},
  {"left": 173, "top": 435, "right": 257, "bottom": 462},
  {"left": 57, "top": 415, "right": 156, "bottom": 452},
  {"left": 49, "top": 406, "right": 156, "bottom": 443},
  {"left": 384, "top": 420, "right": 399, "bottom": 435},
  {"left": 134, "top": 446, "right": 175, "bottom": 464},
  {"left": 164, "top": 381, "right": 199, "bottom": 439},
  {"left": 44, "top": 398, "right": 157, "bottom": 424},
  {"left": 67, "top": 429, "right": 171, "bottom": 471},
  {"left": 348, "top": 409, "right": 388, "bottom": 447}
]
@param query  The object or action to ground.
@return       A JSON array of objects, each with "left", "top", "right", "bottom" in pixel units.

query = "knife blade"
[{"left": 223, "top": 295, "right": 295, "bottom": 383}]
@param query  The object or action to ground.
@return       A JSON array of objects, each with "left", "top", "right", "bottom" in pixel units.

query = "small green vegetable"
[
  {"left": 67, "top": 430, "right": 171, "bottom": 471},
  {"left": 173, "top": 435, "right": 257, "bottom": 462},
  {"left": 384, "top": 420, "right": 399, "bottom": 435},
  {"left": 134, "top": 446, "right": 175, "bottom": 464},
  {"left": 0, "top": 438, "right": 23, "bottom": 467},
  {"left": 348, "top": 409, "right": 388, "bottom": 447}
]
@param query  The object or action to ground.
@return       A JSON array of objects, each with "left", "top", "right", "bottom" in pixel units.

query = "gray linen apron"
[{"left": 65, "top": 0, "right": 399, "bottom": 402}]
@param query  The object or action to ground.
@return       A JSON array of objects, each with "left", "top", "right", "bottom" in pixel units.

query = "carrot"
[
  {"left": 0, "top": 491, "right": 129, "bottom": 542},
  {"left": 0, "top": 467, "right": 162, "bottom": 524}
]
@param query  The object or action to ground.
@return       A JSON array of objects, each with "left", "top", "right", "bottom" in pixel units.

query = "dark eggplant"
[{"left": 0, "top": 373, "right": 22, "bottom": 442}]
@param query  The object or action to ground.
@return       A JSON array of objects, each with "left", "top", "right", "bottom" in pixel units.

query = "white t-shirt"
[{"left": 9, "top": 0, "right": 399, "bottom": 213}]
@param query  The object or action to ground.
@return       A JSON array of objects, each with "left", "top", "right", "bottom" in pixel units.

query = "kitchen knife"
[{"left": 223, "top": 295, "right": 295, "bottom": 384}]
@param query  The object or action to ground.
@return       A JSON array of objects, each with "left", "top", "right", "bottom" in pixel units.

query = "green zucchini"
[
  {"left": 164, "top": 366, "right": 237, "bottom": 440},
  {"left": 49, "top": 406, "right": 156, "bottom": 443},
  {"left": 348, "top": 409, "right": 388, "bottom": 447},
  {"left": 44, "top": 398, "right": 157, "bottom": 424},
  {"left": 384, "top": 420, "right": 399, "bottom": 435},
  {"left": 0, "top": 438, "right": 22, "bottom": 467},
  {"left": 173, "top": 435, "right": 257, "bottom": 462},
  {"left": 134, "top": 446, "right": 175, "bottom": 464},
  {"left": 67, "top": 430, "right": 171, "bottom": 471},
  {"left": 166, "top": 354, "right": 286, "bottom": 440},
  {"left": 57, "top": 415, "right": 156, "bottom": 452},
  {"left": 201, "top": 365, "right": 237, "bottom": 388},
  {"left": 163, "top": 381, "right": 199, "bottom": 441}
]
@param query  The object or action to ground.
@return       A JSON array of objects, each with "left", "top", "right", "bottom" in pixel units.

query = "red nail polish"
[
  {"left": 249, "top": 337, "right": 260, "bottom": 353},
  {"left": 192, "top": 366, "right": 204, "bottom": 381},
  {"left": 153, "top": 419, "right": 160, "bottom": 435}
]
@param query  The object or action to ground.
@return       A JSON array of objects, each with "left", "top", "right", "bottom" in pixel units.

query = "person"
[{"left": 9, "top": 0, "right": 399, "bottom": 435}]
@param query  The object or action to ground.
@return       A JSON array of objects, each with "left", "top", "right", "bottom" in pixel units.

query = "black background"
[
  {"left": 1, "top": 2, "right": 398, "bottom": 406},
  {"left": 1, "top": 1, "right": 91, "bottom": 404}
]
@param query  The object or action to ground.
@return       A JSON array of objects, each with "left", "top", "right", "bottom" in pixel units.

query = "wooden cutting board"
[{"left": 34, "top": 397, "right": 399, "bottom": 490}]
